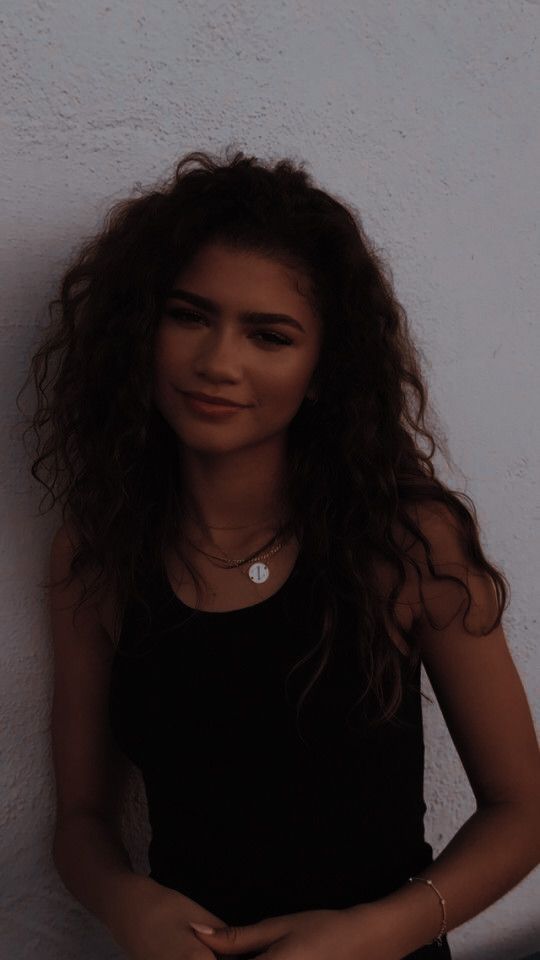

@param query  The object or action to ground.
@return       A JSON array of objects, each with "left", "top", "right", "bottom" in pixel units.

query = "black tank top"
[{"left": 109, "top": 544, "right": 452, "bottom": 959}]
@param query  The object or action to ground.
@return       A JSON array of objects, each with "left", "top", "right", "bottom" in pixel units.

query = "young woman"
[{"left": 21, "top": 149, "right": 540, "bottom": 960}]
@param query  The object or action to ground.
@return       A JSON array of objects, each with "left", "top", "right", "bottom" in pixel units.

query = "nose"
[{"left": 193, "top": 328, "right": 244, "bottom": 375}]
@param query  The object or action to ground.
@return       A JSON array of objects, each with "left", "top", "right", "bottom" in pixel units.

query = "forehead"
[{"left": 172, "top": 243, "right": 318, "bottom": 316}]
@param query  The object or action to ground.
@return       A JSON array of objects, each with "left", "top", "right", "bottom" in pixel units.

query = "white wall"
[{"left": 1, "top": 1, "right": 539, "bottom": 958}]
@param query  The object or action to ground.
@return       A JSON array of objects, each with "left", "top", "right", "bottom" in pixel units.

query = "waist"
[{"left": 148, "top": 831, "right": 435, "bottom": 921}]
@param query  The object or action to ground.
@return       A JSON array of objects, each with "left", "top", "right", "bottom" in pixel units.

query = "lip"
[
  {"left": 182, "top": 391, "right": 248, "bottom": 408},
  {"left": 180, "top": 392, "right": 247, "bottom": 418}
]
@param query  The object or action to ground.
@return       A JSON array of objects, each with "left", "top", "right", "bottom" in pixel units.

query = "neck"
[
  {"left": 178, "top": 437, "right": 292, "bottom": 547},
  {"left": 182, "top": 512, "right": 291, "bottom": 557}
]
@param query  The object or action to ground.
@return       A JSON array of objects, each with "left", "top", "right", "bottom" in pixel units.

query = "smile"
[{"left": 180, "top": 392, "right": 247, "bottom": 418}]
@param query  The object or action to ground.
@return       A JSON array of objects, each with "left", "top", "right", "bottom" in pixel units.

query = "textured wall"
[{"left": 1, "top": 1, "right": 539, "bottom": 958}]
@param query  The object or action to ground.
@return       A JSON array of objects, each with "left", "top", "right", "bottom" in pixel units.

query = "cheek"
[{"left": 265, "top": 366, "right": 314, "bottom": 401}]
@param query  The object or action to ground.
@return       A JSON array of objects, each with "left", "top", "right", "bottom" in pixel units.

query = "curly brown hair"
[{"left": 16, "top": 145, "right": 509, "bottom": 737}]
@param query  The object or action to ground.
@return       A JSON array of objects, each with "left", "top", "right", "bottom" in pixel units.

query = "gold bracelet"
[{"left": 407, "top": 876, "right": 447, "bottom": 946}]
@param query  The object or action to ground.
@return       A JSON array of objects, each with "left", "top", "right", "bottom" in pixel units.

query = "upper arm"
[
  {"left": 49, "top": 523, "right": 130, "bottom": 833},
  {"left": 409, "top": 503, "right": 540, "bottom": 809}
]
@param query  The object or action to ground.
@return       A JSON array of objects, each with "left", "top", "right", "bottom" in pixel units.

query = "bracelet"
[{"left": 407, "top": 876, "right": 447, "bottom": 947}]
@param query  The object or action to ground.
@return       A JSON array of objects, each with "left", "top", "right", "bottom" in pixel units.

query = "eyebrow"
[{"left": 167, "top": 287, "right": 306, "bottom": 334}]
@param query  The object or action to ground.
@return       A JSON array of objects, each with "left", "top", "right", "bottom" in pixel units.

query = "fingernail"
[{"left": 190, "top": 921, "right": 216, "bottom": 934}]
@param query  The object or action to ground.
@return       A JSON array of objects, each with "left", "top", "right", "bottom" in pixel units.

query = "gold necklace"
[{"left": 183, "top": 523, "right": 295, "bottom": 584}]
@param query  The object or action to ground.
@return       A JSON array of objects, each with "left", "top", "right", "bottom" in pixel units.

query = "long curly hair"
[{"left": 17, "top": 146, "right": 509, "bottom": 736}]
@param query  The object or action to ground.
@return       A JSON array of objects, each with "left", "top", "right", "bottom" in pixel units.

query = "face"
[{"left": 153, "top": 242, "right": 323, "bottom": 457}]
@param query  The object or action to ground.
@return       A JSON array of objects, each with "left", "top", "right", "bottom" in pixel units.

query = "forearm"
[
  {"left": 53, "top": 813, "right": 163, "bottom": 947},
  {"left": 349, "top": 800, "right": 540, "bottom": 957}
]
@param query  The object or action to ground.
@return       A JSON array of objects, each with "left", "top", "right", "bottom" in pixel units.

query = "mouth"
[
  {"left": 181, "top": 391, "right": 249, "bottom": 408},
  {"left": 179, "top": 391, "right": 248, "bottom": 417}
]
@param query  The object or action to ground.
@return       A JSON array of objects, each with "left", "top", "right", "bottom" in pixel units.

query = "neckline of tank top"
[{"left": 161, "top": 543, "right": 304, "bottom": 617}]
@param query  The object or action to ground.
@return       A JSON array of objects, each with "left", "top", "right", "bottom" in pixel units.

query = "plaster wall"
[{"left": 1, "top": 1, "right": 539, "bottom": 957}]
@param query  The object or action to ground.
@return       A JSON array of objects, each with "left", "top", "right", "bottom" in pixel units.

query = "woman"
[{"left": 20, "top": 148, "right": 540, "bottom": 960}]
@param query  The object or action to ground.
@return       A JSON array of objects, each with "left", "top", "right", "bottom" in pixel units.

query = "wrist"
[
  {"left": 107, "top": 874, "right": 168, "bottom": 945},
  {"left": 344, "top": 882, "right": 445, "bottom": 959},
  {"left": 340, "top": 900, "right": 407, "bottom": 960}
]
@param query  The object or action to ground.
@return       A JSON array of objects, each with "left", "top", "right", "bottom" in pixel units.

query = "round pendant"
[{"left": 248, "top": 561, "right": 269, "bottom": 584}]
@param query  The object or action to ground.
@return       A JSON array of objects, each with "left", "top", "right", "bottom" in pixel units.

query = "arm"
[
  {"left": 49, "top": 524, "right": 226, "bottom": 958},
  {"left": 53, "top": 814, "right": 231, "bottom": 957},
  {"left": 347, "top": 504, "right": 540, "bottom": 955},
  {"left": 369, "top": 800, "right": 540, "bottom": 954},
  {"left": 53, "top": 812, "right": 166, "bottom": 950}
]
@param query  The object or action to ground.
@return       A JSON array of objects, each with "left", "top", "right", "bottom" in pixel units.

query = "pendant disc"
[{"left": 248, "top": 561, "right": 269, "bottom": 583}]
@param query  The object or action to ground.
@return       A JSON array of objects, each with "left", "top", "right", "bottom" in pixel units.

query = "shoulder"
[
  {"left": 370, "top": 502, "right": 454, "bottom": 602},
  {"left": 50, "top": 521, "right": 119, "bottom": 644},
  {"left": 400, "top": 500, "right": 499, "bottom": 631},
  {"left": 371, "top": 500, "right": 491, "bottom": 655}
]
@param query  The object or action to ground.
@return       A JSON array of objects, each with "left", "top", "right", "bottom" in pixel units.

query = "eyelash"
[{"left": 165, "top": 309, "right": 293, "bottom": 347}]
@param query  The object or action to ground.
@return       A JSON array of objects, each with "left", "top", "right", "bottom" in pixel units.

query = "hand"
[
  {"left": 190, "top": 902, "right": 403, "bottom": 960},
  {"left": 111, "top": 882, "right": 236, "bottom": 960}
]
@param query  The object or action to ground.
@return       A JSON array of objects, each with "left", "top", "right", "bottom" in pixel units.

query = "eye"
[{"left": 165, "top": 309, "right": 293, "bottom": 347}]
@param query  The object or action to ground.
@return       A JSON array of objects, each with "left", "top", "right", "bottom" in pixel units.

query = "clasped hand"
[{"left": 191, "top": 902, "right": 402, "bottom": 960}]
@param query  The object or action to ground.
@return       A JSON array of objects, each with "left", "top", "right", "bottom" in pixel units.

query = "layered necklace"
[{"left": 182, "top": 511, "right": 296, "bottom": 585}]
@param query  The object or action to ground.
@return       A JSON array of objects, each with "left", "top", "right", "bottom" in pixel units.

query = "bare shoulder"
[
  {"left": 50, "top": 521, "right": 119, "bottom": 646},
  {"left": 371, "top": 502, "right": 476, "bottom": 656},
  {"left": 373, "top": 502, "right": 468, "bottom": 620},
  {"left": 400, "top": 499, "right": 497, "bottom": 624}
]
